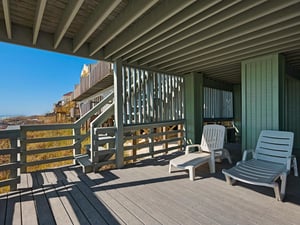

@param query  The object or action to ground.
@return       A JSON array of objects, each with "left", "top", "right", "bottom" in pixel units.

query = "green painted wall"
[
  {"left": 286, "top": 76, "right": 300, "bottom": 155},
  {"left": 241, "top": 53, "right": 285, "bottom": 150},
  {"left": 184, "top": 72, "right": 203, "bottom": 144}
]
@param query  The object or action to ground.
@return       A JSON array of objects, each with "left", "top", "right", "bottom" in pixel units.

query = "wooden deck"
[{"left": 1, "top": 152, "right": 300, "bottom": 225}]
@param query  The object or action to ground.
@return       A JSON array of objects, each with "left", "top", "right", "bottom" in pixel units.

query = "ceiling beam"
[
  {"left": 73, "top": 0, "right": 121, "bottom": 53},
  {"left": 135, "top": 0, "right": 298, "bottom": 66},
  {"left": 33, "top": 0, "right": 47, "bottom": 45},
  {"left": 103, "top": 0, "right": 196, "bottom": 59},
  {"left": 157, "top": 17, "right": 300, "bottom": 70},
  {"left": 89, "top": 0, "right": 158, "bottom": 56},
  {"left": 2, "top": 0, "right": 12, "bottom": 39},
  {"left": 169, "top": 27, "right": 300, "bottom": 72},
  {"left": 54, "top": 0, "right": 84, "bottom": 49},
  {"left": 109, "top": 0, "right": 222, "bottom": 60},
  {"left": 176, "top": 41, "right": 300, "bottom": 74},
  {"left": 123, "top": 0, "right": 240, "bottom": 62},
  {"left": 128, "top": 0, "right": 263, "bottom": 64}
]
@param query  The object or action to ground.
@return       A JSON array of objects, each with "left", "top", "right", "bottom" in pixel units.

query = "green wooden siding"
[
  {"left": 286, "top": 76, "right": 300, "bottom": 153},
  {"left": 184, "top": 72, "right": 203, "bottom": 144},
  {"left": 241, "top": 54, "right": 283, "bottom": 150}
]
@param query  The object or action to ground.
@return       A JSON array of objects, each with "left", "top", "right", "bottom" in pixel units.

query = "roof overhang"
[{"left": 1, "top": 0, "right": 300, "bottom": 84}]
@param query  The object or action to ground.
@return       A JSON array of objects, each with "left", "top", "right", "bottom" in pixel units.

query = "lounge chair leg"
[
  {"left": 224, "top": 175, "right": 232, "bottom": 185},
  {"left": 279, "top": 173, "right": 287, "bottom": 201},
  {"left": 209, "top": 155, "right": 215, "bottom": 173},
  {"left": 292, "top": 155, "right": 298, "bottom": 177},
  {"left": 224, "top": 149, "right": 232, "bottom": 164},
  {"left": 274, "top": 183, "right": 282, "bottom": 201},
  {"left": 189, "top": 167, "right": 195, "bottom": 181},
  {"left": 169, "top": 163, "right": 172, "bottom": 174}
]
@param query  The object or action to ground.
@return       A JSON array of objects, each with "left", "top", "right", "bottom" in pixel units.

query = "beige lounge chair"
[
  {"left": 222, "top": 130, "right": 294, "bottom": 201},
  {"left": 169, "top": 125, "right": 232, "bottom": 180}
]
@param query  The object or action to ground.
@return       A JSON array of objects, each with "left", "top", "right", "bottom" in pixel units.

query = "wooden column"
[
  {"left": 241, "top": 53, "right": 285, "bottom": 150},
  {"left": 184, "top": 72, "right": 204, "bottom": 144},
  {"left": 114, "top": 59, "right": 124, "bottom": 168}
]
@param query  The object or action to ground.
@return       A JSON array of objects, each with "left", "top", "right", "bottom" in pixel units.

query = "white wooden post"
[{"left": 114, "top": 59, "right": 124, "bottom": 168}]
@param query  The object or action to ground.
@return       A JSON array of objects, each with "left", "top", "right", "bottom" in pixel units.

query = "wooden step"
[{"left": 75, "top": 154, "right": 93, "bottom": 173}]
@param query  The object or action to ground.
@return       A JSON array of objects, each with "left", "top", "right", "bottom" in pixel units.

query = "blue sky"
[{"left": 0, "top": 42, "right": 97, "bottom": 116}]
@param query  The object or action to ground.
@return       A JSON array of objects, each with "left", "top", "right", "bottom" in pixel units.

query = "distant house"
[{"left": 72, "top": 61, "right": 114, "bottom": 118}]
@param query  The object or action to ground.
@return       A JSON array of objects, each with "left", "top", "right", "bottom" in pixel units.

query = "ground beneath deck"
[{"left": 1, "top": 151, "right": 300, "bottom": 225}]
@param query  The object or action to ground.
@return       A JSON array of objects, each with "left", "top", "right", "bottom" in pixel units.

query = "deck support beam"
[
  {"left": 114, "top": 59, "right": 124, "bottom": 168},
  {"left": 184, "top": 72, "right": 204, "bottom": 144}
]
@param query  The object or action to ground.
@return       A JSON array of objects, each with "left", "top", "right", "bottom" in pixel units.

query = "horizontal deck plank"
[{"left": 1, "top": 152, "right": 300, "bottom": 225}]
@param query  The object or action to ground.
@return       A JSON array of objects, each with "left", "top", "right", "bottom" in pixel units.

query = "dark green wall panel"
[{"left": 286, "top": 76, "right": 300, "bottom": 152}]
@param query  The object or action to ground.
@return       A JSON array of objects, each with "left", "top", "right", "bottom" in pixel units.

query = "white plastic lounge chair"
[
  {"left": 222, "top": 130, "right": 294, "bottom": 201},
  {"left": 169, "top": 125, "right": 232, "bottom": 181}
]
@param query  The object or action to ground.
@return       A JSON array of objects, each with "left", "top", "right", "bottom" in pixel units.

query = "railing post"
[
  {"left": 20, "top": 128, "right": 26, "bottom": 173},
  {"left": 73, "top": 127, "right": 81, "bottom": 164},
  {"left": 9, "top": 136, "right": 19, "bottom": 191},
  {"left": 114, "top": 59, "right": 124, "bottom": 168},
  {"left": 150, "top": 127, "right": 154, "bottom": 158}
]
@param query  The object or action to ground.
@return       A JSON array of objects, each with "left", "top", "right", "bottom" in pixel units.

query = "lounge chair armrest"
[
  {"left": 185, "top": 144, "right": 201, "bottom": 155},
  {"left": 242, "top": 149, "right": 255, "bottom": 161}
]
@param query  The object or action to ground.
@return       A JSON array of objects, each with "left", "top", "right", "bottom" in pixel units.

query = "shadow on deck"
[{"left": 1, "top": 146, "right": 300, "bottom": 225}]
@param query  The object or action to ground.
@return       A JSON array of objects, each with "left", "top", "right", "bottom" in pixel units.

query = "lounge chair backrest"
[
  {"left": 200, "top": 125, "right": 225, "bottom": 153},
  {"left": 255, "top": 130, "right": 294, "bottom": 165}
]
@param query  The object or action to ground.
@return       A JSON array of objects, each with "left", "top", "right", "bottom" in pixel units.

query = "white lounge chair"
[
  {"left": 169, "top": 125, "right": 232, "bottom": 181},
  {"left": 222, "top": 130, "right": 294, "bottom": 201}
]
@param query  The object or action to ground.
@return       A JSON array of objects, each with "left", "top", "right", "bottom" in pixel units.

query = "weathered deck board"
[{"left": 1, "top": 153, "right": 300, "bottom": 225}]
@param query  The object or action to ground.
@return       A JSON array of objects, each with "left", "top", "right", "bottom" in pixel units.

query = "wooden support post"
[
  {"left": 9, "top": 137, "right": 18, "bottom": 191},
  {"left": 20, "top": 128, "right": 26, "bottom": 173},
  {"left": 114, "top": 59, "right": 124, "bottom": 168},
  {"left": 150, "top": 128, "right": 154, "bottom": 157},
  {"left": 132, "top": 130, "right": 138, "bottom": 162},
  {"left": 163, "top": 126, "right": 168, "bottom": 154},
  {"left": 73, "top": 127, "right": 81, "bottom": 164}
]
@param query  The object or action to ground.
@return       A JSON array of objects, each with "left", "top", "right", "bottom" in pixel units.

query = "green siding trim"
[
  {"left": 241, "top": 53, "right": 283, "bottom": 150},
  {"left": 184, "top": 72, "right": 203, "bottom": 144}
]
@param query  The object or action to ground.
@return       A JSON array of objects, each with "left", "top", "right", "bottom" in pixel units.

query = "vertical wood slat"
[
  {"left": 133, "top": 68, "right": 137, "bottom": 124},
  {"left": 142, "top": 71, "right": 146, "bottom": 123},
  {"left": 122, "top": 65, "right": 184, "bottom": 124},
  {"left": 137, "top": 69, "right": 142, "bottom": 123},
  {"left": 128, "top": 67, "right": 132, "bottom": 124},
  {"left": 123, "top": 67, "right": 127, "bottom": 124}
]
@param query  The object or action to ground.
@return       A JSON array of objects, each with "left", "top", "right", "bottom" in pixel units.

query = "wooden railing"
[
  {"left": 123, "top": 120, "right": 185, "bottom": 162},
  {"left": 0, "top": 92, "right": 115, "bottom": 191},
  {"left": 0, "top": 129, "right": 20, "bottom": 191}
]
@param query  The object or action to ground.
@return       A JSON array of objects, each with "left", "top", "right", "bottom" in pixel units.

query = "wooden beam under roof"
[
  {"left": 33, "top": 0, "right": 47, "bottom": 45},
  {"left": 162, "top": 26, "right": 300, "bottom": 72},
  {"left": 124, "top": 0, "right": 240, "bottom": 64},
  {"left": 73, "top": 0, "right": 121, "bottom": 53},
  {"left": 103, "top": 0, "right": 196, "bottom": 59},
  {"left": 136, "top": 0, "right": 268, "bottom": 66},
  {"left": 54, "top": 0, "right": 84, "bottom": 49},
  {"left": 89, "top": 0, "right": 158, "bottom": 56},
  {"left": 109, "top": 0, "right": 222, "bottom": 60},
  {"left": 178, "top": 42, "right": 300, "bottom": 75},
  {"left": 2, "top": 0, "right": 12, "bottom": 39},
  {"left": 156, "top": 17, "right": 300, "bottom": 70}
]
